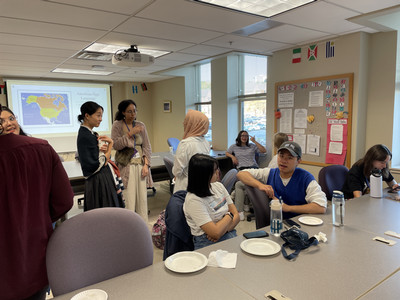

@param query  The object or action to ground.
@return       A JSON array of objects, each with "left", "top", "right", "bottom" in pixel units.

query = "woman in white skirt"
[{"left": 111, "top": 99, "right": 153, "bottom": 222}]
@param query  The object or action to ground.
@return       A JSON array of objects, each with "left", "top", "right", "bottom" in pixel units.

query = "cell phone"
[
  {"left": 283, "top": 219, "right": 301, "bottom": 228},
  {"left": 243, "top": 230, "right": 269, "bottom": 239}
]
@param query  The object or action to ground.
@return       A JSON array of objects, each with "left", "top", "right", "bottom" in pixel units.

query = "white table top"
[{"left": 52, "top": 193, "right": 400, "bottom": 300}]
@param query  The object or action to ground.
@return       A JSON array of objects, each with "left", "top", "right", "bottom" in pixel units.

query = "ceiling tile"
[
  {"left": 114, "top": 17, "right": 223, "bottom": 43},
  {"left": 179, "top": 45, "right": 232, "bottom": 56},
  {"left": 273, "top": 1, "right": 364, "bottom": 34},
  {"left": 252, "top": 24, "right": 330, "bottom": 44},
  {"left": 137, "top": 0, "right": 264, "bottom": 33},
  {"left": 325, "top": 0, "right": 400, "bottom": 14}
]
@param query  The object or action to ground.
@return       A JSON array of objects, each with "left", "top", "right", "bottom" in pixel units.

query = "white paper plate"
[
  {"left": 165, "top": 251, "right": 208, "bottom": 273},
  {"left": 70, "top": 289, "right": 108, "bottom": 300},
  {"left": 298, "top": 216, "right": 323, "bottom": 226},
  {"left": 240, "top": 239, "right": 281, "bottom": 256}
]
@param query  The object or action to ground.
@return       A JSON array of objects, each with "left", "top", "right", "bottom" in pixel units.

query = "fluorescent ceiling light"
[
  {"left": 194, "top": 0, "right": 316, "bottom": 18},
  {"left": 85, "top": 43, "right": 170, "bottom": 58},
  {"left": 52, "top": 68, "right": 113, "bottom": 76}
]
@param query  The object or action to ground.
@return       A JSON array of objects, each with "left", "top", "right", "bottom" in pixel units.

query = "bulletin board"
[{"left": 275, "top": 73, "right": 353, "bottom": 168}]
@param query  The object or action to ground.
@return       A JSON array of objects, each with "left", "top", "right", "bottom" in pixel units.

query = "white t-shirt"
[
  {"left": 183, "top": 182, "right": 233, "bottom": 236},
  {"left": 172, "top": 136, "right": 210, "bottom": 192},
  {"left": 267, "top": 154, "right": 278, "bottom": 168}
]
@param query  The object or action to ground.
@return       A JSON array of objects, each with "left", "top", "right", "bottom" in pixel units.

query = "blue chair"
[
  {"left": 167, "top": 138, "right": 180, "bottom": 152},
  {"left": 163, "top": 190, "right": 194, "bottom": 260},
  {"left": 318, "top": 165, "right": 349, "bottom": 200}
]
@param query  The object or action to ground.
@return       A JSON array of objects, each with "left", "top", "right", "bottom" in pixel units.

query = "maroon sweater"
[{"left": 0, "top": 134, "right": 73, "bottom": 300}]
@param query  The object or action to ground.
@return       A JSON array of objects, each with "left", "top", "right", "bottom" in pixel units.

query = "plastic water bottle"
[
  {"left": 270, "top": 199, "right": 283, "bottom": 236},
  {"left": 370, "top": 169, "right": 383, "bottom": 198},
  {"left": 332, "top": 190, "right": 345, "bottom": 226}
]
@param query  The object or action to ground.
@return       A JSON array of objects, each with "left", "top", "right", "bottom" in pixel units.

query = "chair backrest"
[
  {"left": 163, "top": 156, "right": 174, "bottom": 179},
  {"left": 46, "top": 208, "right": 153, "bottom": 296},
  {"left": 244, "top": 185, "right": 271, "bottom": 229},
  {"left": 167, "top": 138, "right": 180, "bottom": 151},
  {"left": 220, "top": 168, "right": 238, "bottom": 194},
  {"left": 318, "top": 165, "right": 349, "bottom": 200},
  {"left": 163, "top": 190, "right": 194, "bottom": 260}
]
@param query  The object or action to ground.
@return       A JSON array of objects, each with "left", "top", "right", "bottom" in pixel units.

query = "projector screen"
[{"left": 6, "top": 79, "right": 112, "bottom": 153}]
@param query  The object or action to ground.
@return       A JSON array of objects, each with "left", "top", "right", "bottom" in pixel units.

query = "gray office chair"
[
  {"left": 244, "top": 185, "right": 271, "bottom": 229},
  {"left": 167, "top": 137, "right": 180, "bottom": 152},
  {"left": 221, "top": 168, "right": 238, "bottom": 194},
  {"left": 163, "top": 156, "right": 175, "bottom": 193},
  {"left": 46, "top": 208, "right": 153, "bottom": 296}
]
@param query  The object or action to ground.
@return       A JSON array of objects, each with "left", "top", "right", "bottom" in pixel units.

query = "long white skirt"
[{"left": 123, "top": 164, "right": 148, "bottom": 223}]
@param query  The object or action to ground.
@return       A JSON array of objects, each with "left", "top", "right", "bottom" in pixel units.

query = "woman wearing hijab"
[{"left": 172, "top": 110, "right": 210, "bottom": 192}]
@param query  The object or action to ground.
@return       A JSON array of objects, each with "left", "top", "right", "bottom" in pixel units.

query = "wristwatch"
[{"left": 225, "top": 212, "right": 234, "bottom": 220}]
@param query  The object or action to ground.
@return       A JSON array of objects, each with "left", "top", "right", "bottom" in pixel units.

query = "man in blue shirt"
[{"left": 237, "top": 141, "right": 327, "bottom": 219}]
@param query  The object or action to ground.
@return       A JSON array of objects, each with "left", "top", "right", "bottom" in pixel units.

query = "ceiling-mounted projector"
[{"left": 112, "top": 45, "right": 155, "bottom": 67}]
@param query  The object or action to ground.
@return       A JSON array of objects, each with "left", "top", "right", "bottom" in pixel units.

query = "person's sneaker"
[
  {"left": 239, "top": 211, "right": 245, "bottom": 221},
  {"left": 243, "top": 204, "right": 250, "bottom": 212}
]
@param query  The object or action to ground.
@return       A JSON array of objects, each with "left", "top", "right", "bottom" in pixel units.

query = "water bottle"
[
  {"left": 370, "top": 169, "right": 383, "bottom": 198},
  {"left": 332, "top": 190, "right": 345, "bottom": 226},
  {"left": 270, "top": 199, "right": 283, "bottom": 236}
]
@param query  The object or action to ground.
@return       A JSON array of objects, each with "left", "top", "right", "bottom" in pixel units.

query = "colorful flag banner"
[
  {"left": 141, "top": 83, "right": 147, "bottom": 91},
  {"left": 292, "top": 48, "right": 301, "bottom": 63},
  {"left": 326, "top": 41, "right": 335, "bottom": 58},
  {"left": 132, "top": 85, "right": 138, "bottom": 94},
  {"left": 308, "top": 45, "right": 318, "bottom": 61},
  {"left": 0, "top": 85, "right": 5, "bottom": 94}
]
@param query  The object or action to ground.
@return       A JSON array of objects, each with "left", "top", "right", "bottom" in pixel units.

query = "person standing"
[
  {"left": 111, "top": 99, "right": 152, "bottom": 222},
  {"left": 0, "top": 105, "right": 74, "bottom": 300},
  {"left": 77, "top": 101, "right": 124, "bottom": 211},
  {"left": 173, "top": 110, "right": 210, "bottom": 192}
]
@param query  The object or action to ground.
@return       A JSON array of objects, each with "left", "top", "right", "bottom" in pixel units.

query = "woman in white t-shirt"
[{"left": 183, "top": 154, "right": 240, "bottom": 249}]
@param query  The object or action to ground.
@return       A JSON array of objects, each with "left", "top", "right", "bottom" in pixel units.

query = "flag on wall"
[
  {"left": 292, "top": 48, "right": 301, "bottom": 63},
  {"left": 0, "top": 85, "right": 5, "bottom": 94},
  {"left": 132, "top": 85, "right": 138, "bottom": 94},
  {"left": 326, "top": 41, "right": 335, "bottom": 58},
  {"left": 141, "top": 83, "right": 147, "bottom": 91},
  {"left": 308, "top": 45, "right": 318, "bottom": 61}
]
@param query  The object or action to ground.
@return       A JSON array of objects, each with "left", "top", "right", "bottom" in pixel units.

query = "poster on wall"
[{"left": 325, "top": 118, "right": 347, "bottom": 165}]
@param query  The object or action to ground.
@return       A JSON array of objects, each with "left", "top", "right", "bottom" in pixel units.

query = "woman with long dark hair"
[
  {"left": 0, "top": 106, "right": 28, "bottom": 136},
  {"left": 111, "top": 99, "right": 152, "bottom": 222},
  {"left": 183, "top": 154, "right": 239, "bottom": 249},
  {"left": 77, "top": 101, "right": 124, "bottom": 211},
  {"left": 342, "top": 144, "right": 399, "bottom": 199}
]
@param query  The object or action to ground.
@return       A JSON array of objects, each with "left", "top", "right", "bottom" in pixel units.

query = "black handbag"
[{"left": 280, "top": 227, "right": 318, "bottom": 260}]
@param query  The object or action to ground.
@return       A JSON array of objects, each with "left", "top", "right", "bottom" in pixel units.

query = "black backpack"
[{"left": 280, "top": 227, "right": 319, "bottom": 260}]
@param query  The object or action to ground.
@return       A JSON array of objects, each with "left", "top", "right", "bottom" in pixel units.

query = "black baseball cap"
[{"left": 278, "top": 141, "right": 302, "bottom": 158}]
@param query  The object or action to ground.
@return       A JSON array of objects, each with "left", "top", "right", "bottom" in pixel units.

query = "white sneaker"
[
  {"left": 239, "top": 212, "right": 245, "bottom": 221},
  {"left": 243, "top": 205, "right": 250, "bottom": 212}
]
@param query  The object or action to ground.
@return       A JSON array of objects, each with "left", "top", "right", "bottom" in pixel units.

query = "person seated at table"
[
  {"left": 0, "top": 106, "right": 28, "bottom": 136},
  {"left": 183, "top": 154, "right": 240, "bottom": 249},
  {"left": 226, "top": 130, "right": 267, "bottom": 220},
  {"left": 172, "top": 109, "right": 210, "bottom": 192},
  {"left": 342, "top": 144, "right": 399, "bottom": 199},
  {"left": 237, "top": 141, "right": 327, "bottom": 219},
  {"left": 268, "top": 132, "right": 288, "bottom": 168}
]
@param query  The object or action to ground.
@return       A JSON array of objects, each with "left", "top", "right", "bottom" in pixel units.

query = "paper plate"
[
  {"left": 70, "top": 289, "right": 108, "bottom": 300},
  {"left": 298, "top": 216, "right": 323, "bottom": 226},
  {"left": 240, "top": 239, "right": 280, "bottom": 256},
  {"left": 165, "top": 251, "right": 208, "bottom": 273}
]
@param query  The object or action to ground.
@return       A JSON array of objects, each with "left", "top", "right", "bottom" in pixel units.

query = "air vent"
[{"left": 75, "top": 51, "right": 113, "bottom": 61}]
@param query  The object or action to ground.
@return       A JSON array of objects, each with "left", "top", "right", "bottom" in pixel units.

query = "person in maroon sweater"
[{"left": 0, "top": 106, "right": 74, "bottom": 300}]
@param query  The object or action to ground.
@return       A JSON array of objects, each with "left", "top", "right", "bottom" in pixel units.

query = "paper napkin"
[{"left": 207, "top": 250, "right": 237, "bottom": 268}]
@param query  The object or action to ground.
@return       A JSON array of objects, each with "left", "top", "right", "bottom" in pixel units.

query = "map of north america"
[{"left": 22, "top": 93, "right": 70, "bottom": 125}]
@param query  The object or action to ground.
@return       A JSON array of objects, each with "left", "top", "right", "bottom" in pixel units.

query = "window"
[
  {"left": 239, "top": 55, "right": 267, "bottom": 146},
  {"left": 195, "top": 63, "right": 212, "bottom": 142}
]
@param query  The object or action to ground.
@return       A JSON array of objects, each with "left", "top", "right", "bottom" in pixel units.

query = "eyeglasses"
[
  {"left": 125, "top": 110, "right": 137, "bottom": 114},
  {"left": 0, "top": 115, "right": 16, "bottom": 125},
  {"left": 241, "top": 134, "right": 249, "bottom": 137}
]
